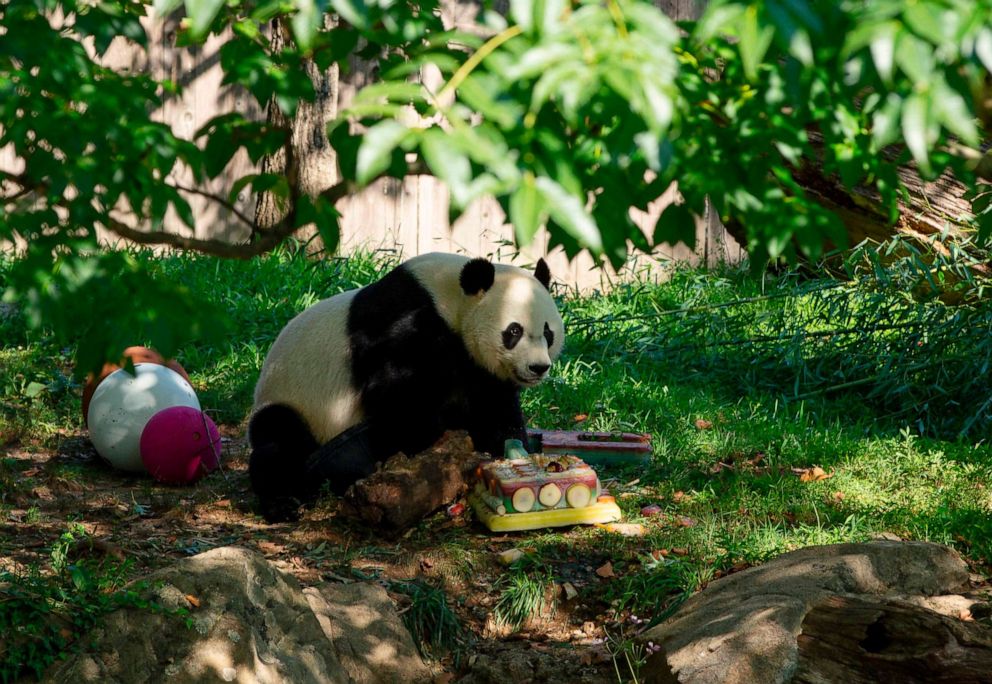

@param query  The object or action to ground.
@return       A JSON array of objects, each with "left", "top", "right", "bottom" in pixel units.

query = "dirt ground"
[{"left": 1, "top": 427, "right": 634, "bottom": 683}]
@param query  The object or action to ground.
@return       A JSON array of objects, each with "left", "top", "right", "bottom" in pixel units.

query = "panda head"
[{"left": 458, "top": 257, "right": 564, "bottom": 387}]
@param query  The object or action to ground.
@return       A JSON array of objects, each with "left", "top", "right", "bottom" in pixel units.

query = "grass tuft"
[
  {"left": 0, "top": 523, "right": 182, "bottom": 683},
  {"left": 492, "top": 567, "right": 554, "bottom": 632},
  {"left": 390, "top": 579, "right": 465, "bottom": 660}
]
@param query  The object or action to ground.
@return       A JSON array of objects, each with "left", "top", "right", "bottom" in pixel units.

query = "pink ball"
[{"left": 139, "top": 407, "right": 222, "bottom": 484}]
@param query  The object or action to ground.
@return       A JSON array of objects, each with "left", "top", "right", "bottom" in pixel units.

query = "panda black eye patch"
[
  {"left": 503, "top": 322, "right": 524, "bottom": 349},
  {"left": 544, "top": 322, "right": 554, "bottom": 347}
]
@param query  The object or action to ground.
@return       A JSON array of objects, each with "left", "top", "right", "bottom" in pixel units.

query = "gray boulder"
[
  {"left": 44, "top": 546, "right": 431, "bottom": 684},
  {"left": 641, "top": 540, "right": 988, "bottom": 684}
]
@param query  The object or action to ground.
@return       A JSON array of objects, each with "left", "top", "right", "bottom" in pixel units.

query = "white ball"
[{"left": 87, "top": 363, "right": 200, "bottom": 472}]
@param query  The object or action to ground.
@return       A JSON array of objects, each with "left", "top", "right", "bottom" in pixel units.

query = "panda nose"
[{"left": 529, "top": 363, "right": 550, "bottom": 376}]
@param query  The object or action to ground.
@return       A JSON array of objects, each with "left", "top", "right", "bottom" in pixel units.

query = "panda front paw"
[{"left": 258, "top": 495, "right": 304, "bottom": 523}]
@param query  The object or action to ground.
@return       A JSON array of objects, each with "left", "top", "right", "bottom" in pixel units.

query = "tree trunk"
[{"left": 253, "top": 19, "right": 339, "bottom": 252}]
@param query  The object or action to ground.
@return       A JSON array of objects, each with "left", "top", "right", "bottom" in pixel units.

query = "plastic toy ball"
[
  {"left": 87, "top": 363, "right": 201, "bottom": 472},
  {"left": 81, "top": 346, "right": 191, "bottom": 427},
  {"left": 140, "top": 406, "right": 222, "bottom": 484}
]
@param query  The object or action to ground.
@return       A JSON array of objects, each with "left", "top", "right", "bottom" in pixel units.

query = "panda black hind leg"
[{"left": 248, "top": 404, "right": 320, "bottom": 522}]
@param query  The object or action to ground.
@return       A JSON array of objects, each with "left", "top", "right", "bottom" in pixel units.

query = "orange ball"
[{"left": 81, "top": 346, "right": 190, "bottom": 427}]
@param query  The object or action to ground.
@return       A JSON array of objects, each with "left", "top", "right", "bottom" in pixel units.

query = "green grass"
[
  {"left": 2, "top": 246, "right": 992, "bottom": 641},
  {"left": 0, "top": 523, "right": 185, "bottom": 683},
  {"left": 389, "top": 579, "right": 466, "bottom": 659},
  {"left": 0, "top": 247, "right": 395, "bottom": 433},
  {"left": 493, "top": 565, "right": 554, "bottom": 631}
]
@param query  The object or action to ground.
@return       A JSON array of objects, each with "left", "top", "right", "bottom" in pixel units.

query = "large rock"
[
  {"left": 641, "top": 540, "right": 985, "bottom": 684},
  {"left": 44, "top": 546, "right": 431, "bottom": 684},
  {"left": 305, "top": 582, "right": 433, "bottom": 684}
]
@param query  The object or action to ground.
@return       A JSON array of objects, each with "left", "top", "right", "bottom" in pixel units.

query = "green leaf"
[
  {"left": 509, "top": 174, "right": 546, "bottom": 246},
  {"left": 229, "top": 174, "right": 258, "bottom": 204},
  {"left": 355, "top": 120, "right": 409, "bottom": 186},
  {"left": 901, "top": 92, "right": 932, "bottom": 176},
  {"left": 975, "top": 27, "right": 992, "bottom": 73},
  {"left": 295, "top": 195, "right": 341, "bottom": 252},
  {"left": 765, "top": 225, "right": 792, "bottom": 260},
  {"left": 869, "top": 21, "right": 897, "bottom": 83},
  {"left": 170, "top": 194, "right": 196, "bottom": 231},
  {"left": 894, "top": 32, "right": 934, "bottom": 86},
  {"left": 457, "top": 74, "right": 524, "bottom": 129},
  {"left": 535, "top": 0, "right": 567, "bottom": 35},
  {"left": 291, "top": 0, "right": 326, "bottom": 51},
  {"left": 534, "top": 176, "right": 602, "bottom": 253},
  {"left": 69, "top": 565, "right": 91, "bottom": 591},
  {"left": 420, "top": 128, "right": 472, "bottom": 207},
  {"left": 693, "top": 3, "right": 745, "bottom": 43},
  {"left": 352, "top": 81, "right": 426, "bottom": 107},
  {"left": 765, "top": 1, "right": 812, "bottom": 66},
  {"left": 183, "top": 0, "right": 226, "bottom": 39},
  {"left": 23, "top": 382, "right": 47, "bottom": 398},
  {"left": 329, "top": 121, "right": 360, "bottom": 181},
  {"left": 904, "top": 2, "right": 955, "bottom": 47},
  {"left": 153, "top": 0, "right": 183, "bottom": 17},
  {"left": 506, "top": 44, "right": 576, "bottom": 81},
  {"left": 652, "top": 202, "right": 696, "bottom": 251},
  {"left": 510, "top": 0, "right": 534, "bottom": 32},
  {"left": 977, "top": 209, "right": 992, "bottom": 244},
  {"left": 871, "top": 93, "right": 902, "bottom": 150},
  {"left": 331, "top": 0, "right": 369, "bottom": 30},
  {"left": 934, "top": 80, "right": 979, "bottom": 147},
  {"left": 738, "top": 4, "right": 775, "bottom": 81}
]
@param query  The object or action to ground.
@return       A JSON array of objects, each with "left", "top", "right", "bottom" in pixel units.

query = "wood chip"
[
  {"left": 498, "top": 548, "right": 525, "bottom": 566},
  {"left": 794, "top": 466, "right": 832, "bottom": 482},
  {"left": 597, "top": 523, "right": 646, "bottom": 537},
  {"left": 185, "top": 594, "right": 201, "bottom": 608},
  {"left": 595, "top": 561, "right": 615, "bottom": 578}
]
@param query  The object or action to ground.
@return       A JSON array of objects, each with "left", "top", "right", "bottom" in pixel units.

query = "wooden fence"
[{"left": 1, "top": 0, "right": 744, "bottom": 291}]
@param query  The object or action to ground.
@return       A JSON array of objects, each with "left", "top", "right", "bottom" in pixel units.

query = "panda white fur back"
[
  {"left": 253, "top": 291, "right": 363, "bottom": 444},
  {"left": 248, "top": 252, "right": 564, "bottom": 522}
]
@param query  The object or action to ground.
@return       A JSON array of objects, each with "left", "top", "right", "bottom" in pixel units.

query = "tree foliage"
[{"left": 1, "top": 0, "right": 990, "bottom": 371}]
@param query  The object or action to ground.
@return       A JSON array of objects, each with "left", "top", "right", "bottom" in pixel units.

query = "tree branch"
[
  {"left": 170, "top": 182, "right": 256, "bottom": 229},
  {"left": 11, "top": 157, "right": 431, "bottom": 258},
  {"left": 97, "top": 166, "right": 427, "bottom": 258}
]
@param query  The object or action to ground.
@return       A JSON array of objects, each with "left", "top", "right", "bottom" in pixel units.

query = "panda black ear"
[
  {"left": 534, "top": 258, "right": 551, "bottom": 291},
  {"left": 460, "top": 258, "right": 496, "bottom": 295}
]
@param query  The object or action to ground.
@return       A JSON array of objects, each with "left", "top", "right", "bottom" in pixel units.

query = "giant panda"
[{"left": 248, "top": 252, "right": 565, "bottom": 522}]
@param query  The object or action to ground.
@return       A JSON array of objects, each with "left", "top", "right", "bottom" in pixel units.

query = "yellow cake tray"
[{"left": 468, "top": 492, "right": 622, "bottom": 532}]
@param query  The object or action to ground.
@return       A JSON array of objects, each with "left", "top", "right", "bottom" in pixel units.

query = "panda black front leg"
[
  {"left": 247, "top": 404, "right": 321, "bottom": 522},
  {"left": 466, "top": 378, "right": 528, "bottom": 458},
  {"left": 303, "top": 420, "right": 393, "bottom": 495}
]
